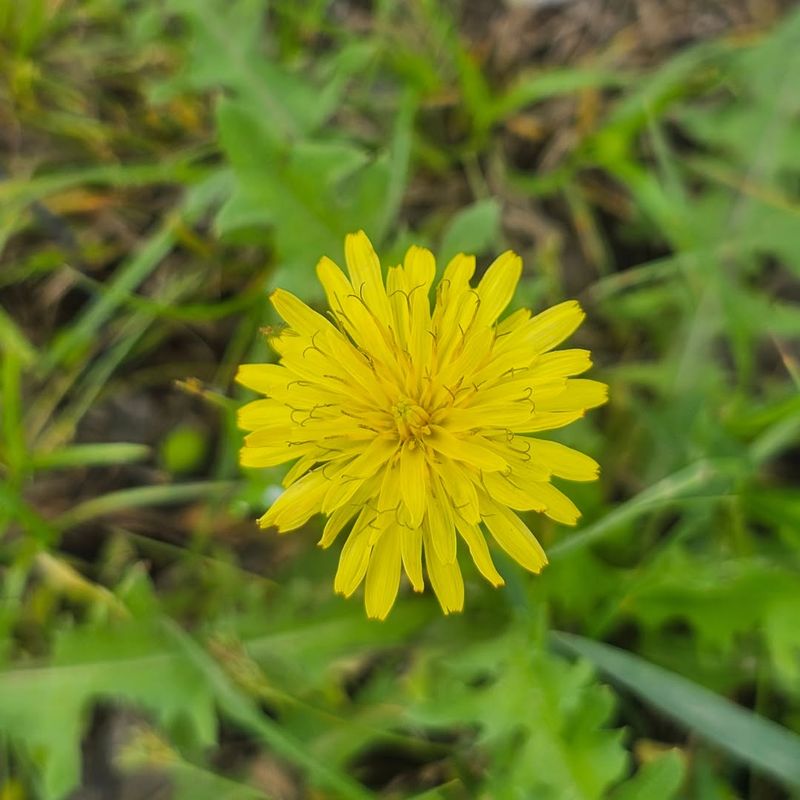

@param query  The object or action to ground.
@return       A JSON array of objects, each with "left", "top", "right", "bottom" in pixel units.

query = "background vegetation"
[{"left": 1, "top": 0, "right": 800, "bottom": 797}]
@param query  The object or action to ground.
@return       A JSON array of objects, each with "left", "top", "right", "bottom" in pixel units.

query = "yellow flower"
[{"left": 237, "top": 231, "right": 607, "bottom": 619}]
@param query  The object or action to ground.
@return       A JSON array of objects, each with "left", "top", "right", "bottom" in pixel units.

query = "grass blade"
[
  {"left": 549, "top": 460, "right": 725, "bottom": 559},
  {"left": 53, "top": 482, "right": 235, "bottom": 531},
  {"left": 31, "top": 443, "right": 151, "bottom": 470}
]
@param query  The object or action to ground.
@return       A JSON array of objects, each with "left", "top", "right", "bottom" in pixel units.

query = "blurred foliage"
[{"left": 1, "top": 0, "right": 800, "bottom": 798}]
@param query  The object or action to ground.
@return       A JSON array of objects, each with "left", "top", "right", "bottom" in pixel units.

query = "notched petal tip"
[
  {"left": 345, "top": 229, "right": 378, "bottom": 260},
  {"left": 257, "top": 512, "right": 275, "bottom": 529},
  {"left": 235, "top": 364, "right": 270, "bottom": 392},
  {"left": 315, "top": 254, "right": 340, "bottom": 279},
  {"left": 233, "top": 365, "right": 248, "bottom": 387},
  {"left": 258, "top": 513, "right": 295, "bottom": 535},
  {"left": 563, "top": 298, "right": 585, "bottom": 316}
]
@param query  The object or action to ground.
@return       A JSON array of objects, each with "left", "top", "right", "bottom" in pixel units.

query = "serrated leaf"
[
  {"left": 215, "top": 98, "right": 396, "bottom": 295},
  {"left": 406, "top": 630, "right": 628, "bottom": 798},
  {"left": 610, "top": 751, "right": 685, "bottom": 800},
  {"left": 150, "top": 0, "right": 338, "bottom": 138},
  {"left": 0, "top": 621, "right": 216, "bottom": 800},
  {"left": 439, "top": 199, "right": 501, "bottom": 266},
  {"left": 625, "top": 549, "right": 800, "bottom": 677},
  {"left": 626, "top": 551, "right": 791, "bottom": 646}
]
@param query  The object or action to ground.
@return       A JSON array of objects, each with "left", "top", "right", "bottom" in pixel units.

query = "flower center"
[{"left": 392, "top": 397, "right": 431, "bottom": 443}]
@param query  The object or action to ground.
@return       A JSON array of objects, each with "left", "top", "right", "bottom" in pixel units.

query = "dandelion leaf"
[
  {"left": 0, "top": 620, "right": 216, "bottom": 800},
  {"left": 406, "top": 630, "right": 628, "bottom": 798}
]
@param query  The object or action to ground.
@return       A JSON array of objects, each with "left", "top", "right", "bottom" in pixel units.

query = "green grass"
[{"left": 1, "top": 1, "right": 800, "bottom": 798}]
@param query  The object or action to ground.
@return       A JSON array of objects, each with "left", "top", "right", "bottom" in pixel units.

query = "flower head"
[{"left": 237, "top": 232, "right": 606, "bottom": 619}]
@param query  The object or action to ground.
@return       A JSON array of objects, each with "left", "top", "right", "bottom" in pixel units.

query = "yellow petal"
[
  {"left": 401, "top": 526, "right": 424, "bottom": 592},
  {"left": 423, "top": 522, "right": 464, "bottom": 614},
  {"left": 496, "top": 307, "right": 530, "bottom": 336},
  {"left": 475, "top": 251, "right": 522, "bottom": 326},
  {"left": 524, "top": 481, "right": 582, "bottom": 525},
  {"left": 443, "top": 404, "right": 532, "bottom": 432},
  {"left": 512, "top": 409, "right": 586, "bottom": 434},
  {"left": 442, "top": 251, "right": 476, "bottom": 287},
  {"left": 437, "top": 322, "right": 493, "bottom": 386},
  {"left": 480, "top": 471, "right": 547, "bottom": 512},
  {"left": 526, "top": 300, "right": 585, "bottom": 353},
  {"left": 270, "top": 288, "right": 332, "bottom": 339},
  {"left": 387, "top": 264, "right": 412, "bottom": 351},
  {"left": 427, "top": 476, "right": 457, "bottom": 564},
  {"left": 528, "top": 349, "right": 592, "bottom": 381},
  {"left": 427, "top": 425, "right": 506, "bottom": 472},
  {"left": 432, "top": 253, "right": 476, "bottom": 335},
  {"left": 235, "top": 364, "right": 287, "bottom": 395},
  {"left": 436, "top": 457, "right": 480, "bottom": 525},
  {"left": 529, "top": 439, "right": 599, "bottom": 482},
  {"left": 399, "top": 443, "right": 427, "bottom": 527},
  {"left": 455, "top": 516, "right": 504, "bottom": 587},
  {"left": 321, "top": 437, "right": 397, "bottom": 514},
  {"left": 282, "top": 454, "right": 315, "bottom": 487},
  {"left": 237, "top": 399, "right": 291, "bottom": 431},
  {"left": 298, "top": 417, "right": 377, "bottom": 442},
  {"left": 480, "top": 437, "right": 551, "bottom": 482},
  {"left": 317, "top": 255, "right": 400, "bottom": 379},
  {"left": 321, "top": 325, "right": 392, "bottom": 401},
  {"left": 241, "top": 442, "right": 311, "bottom": 468},
  {"left": 316, "top": 256, "right": 363, "bottom": 343},
  {"left": 318, "top": 502, "right": 359, "bottom": 548},
  {"left": 258, "top": 469, "right": 327, "bottom": 532},
  {"left": 377, "top": 460, "right": 403, "bottom": 523},
  {"left": 435, "top": 290, "right": 479, "bottom": 364},
  {"left": 344, "top": 230, "right": 393, "bottom": 321},
  {"left": 477, "top": 302, "right": 586, "bottom": 383},
  {"left": 403, "top": 245, "right": 435, "bottom": 370},
  {"left": 533, "top": 379, "right": 608, "bottom": 412},
  {"left": 333, "top": 509, "right": 375, "bottom": 596},
  {"left": 365, "top": 528, "right": 402, "bottom": 620},
  {"left": 479, "top": 498, "right": 548, "bottom": 574}
]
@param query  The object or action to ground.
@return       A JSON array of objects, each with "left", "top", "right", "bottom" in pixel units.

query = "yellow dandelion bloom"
[{"left": 237, "top": 231, "right": 607, "bottom": 619}]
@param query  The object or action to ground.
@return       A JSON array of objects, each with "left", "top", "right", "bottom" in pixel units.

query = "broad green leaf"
[{"left": 439, "top": 199, "right": 501, "bottom": 266}]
